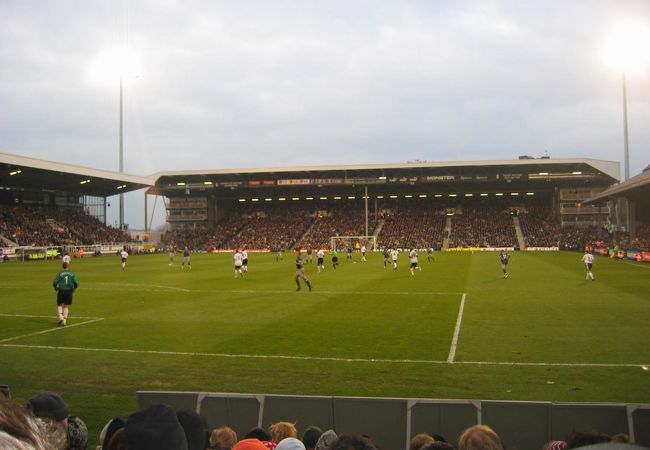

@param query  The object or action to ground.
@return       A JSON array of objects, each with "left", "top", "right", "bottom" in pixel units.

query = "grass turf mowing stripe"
[{"left": 1, "top": 343, "right": 646, "bottom": 368}]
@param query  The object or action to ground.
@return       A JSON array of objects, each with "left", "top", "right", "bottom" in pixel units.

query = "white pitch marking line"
[
  {"left": 447, "top": 293, "right": 467, "bottom": 363},
  {"left": 0, "top": 343, "right": 646, "bottom": 368},
  {"left": 0, "top": 313, "right": 103, "bottom": 320},
  {"left": 0, "top": 318, "right": 105, "bottom": 343}
]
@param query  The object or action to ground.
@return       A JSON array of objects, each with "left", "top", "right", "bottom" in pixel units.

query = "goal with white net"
[{"left": 330, "top": 235, "right": 377, "bottom": 252}]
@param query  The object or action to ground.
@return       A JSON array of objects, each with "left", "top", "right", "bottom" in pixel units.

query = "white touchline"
[
  {"left": 0, "top": 318, "right": 104, "bottom": 343},
  {"left": 447, "top": 293, "right": 467, "bottom": 363},
  {"left": 0, "top": 343, "right": 646, "bottom": 368}
]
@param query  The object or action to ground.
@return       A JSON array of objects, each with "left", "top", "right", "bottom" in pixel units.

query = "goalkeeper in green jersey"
[{"left": 53, "top": 262, "right": 79, "bottom": 326}]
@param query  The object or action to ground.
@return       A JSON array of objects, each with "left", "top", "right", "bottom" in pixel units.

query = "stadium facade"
[
  {"left": 4, "top": 151, "right": 646, "bottom": 247},
  {"left": 152, "top": 157, "right": 620, "bottom": 234}
]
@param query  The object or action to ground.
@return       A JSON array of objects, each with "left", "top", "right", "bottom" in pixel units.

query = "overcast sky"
[{"left": 1, "top": 1, "right": 649, "bottom": 229}]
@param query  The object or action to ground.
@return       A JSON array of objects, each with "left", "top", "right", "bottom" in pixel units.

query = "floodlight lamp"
[
  {"left": 176, "top": 182, "right": 185, "bottom": 186},
  {"left": 572, "top": 171, "right": 582, "bottom": 175},
  {"left": 251, "top": 198, "right": 259, "bottom": 202},
  {"left": 9, "top": 170, "right": 22, "bottom": 176},
  {"left": 405, "top": 195, "right": 413, "bottom": 198},
  {"left": 378, "top": 176, "right": 387, "bottom": 180},
  {"left": 239, "top": 199, "right": 246, "bottom": 202},
  {"left": 602, "top": 22, "right": 650, "bottom": 73},
  {"left": 89, "top": 45, "right": 142, "bottom": 85},
  {"left": 389, "top": 195, "right": 398, "bottom": 199}
]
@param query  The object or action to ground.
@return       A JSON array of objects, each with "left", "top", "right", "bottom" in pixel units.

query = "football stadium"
[{"left": 1, "top": 152, "right": 650, "bottom": 449}]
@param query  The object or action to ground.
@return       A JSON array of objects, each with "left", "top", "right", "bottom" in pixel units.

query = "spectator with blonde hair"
[
  {"left": 210, "top": 426, "right": 238, "bottom": 450},
  {"left": 458, "top": 425, "right": 504, "bottom": 450},
  {"left": 269, "top": 422, "right": 298, "bottom": 444},
  {"left": 410, "top": 433, "right": 435, "bottom": 450}
]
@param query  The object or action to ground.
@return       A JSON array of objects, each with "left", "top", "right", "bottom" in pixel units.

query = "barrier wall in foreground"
[{"left": 136, "top": 392, "right": 650, "bottom": 450}]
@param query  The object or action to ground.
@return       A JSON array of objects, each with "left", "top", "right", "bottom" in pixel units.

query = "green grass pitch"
[{"left": 1, "top": 251, "right": 649, "bottom": 441}]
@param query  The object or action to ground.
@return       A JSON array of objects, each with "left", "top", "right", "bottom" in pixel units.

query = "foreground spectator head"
[
  {"left": 328, "top": 435, "right": 377, "bottom": 450},
  {"left": 269, "top": 422, "right": 298, "bottom": 444},
  {"left": 210, "top": 426, "right": 238, "bottom": 450},
  {"left": 233, "top": 438, "right": 270, "bottom": 450},
  {"left": 277, "top": 437, "right": 307, "bottom": 450},
  {"left": 544, "top": 441, "right": 568, "bottom": 450},
  {"left": 106, "top": 428, "right": 128, "bottom": 450},
  {"left": 245, "top": 427, "right": 271, "bottom": 441},
  {"left": 99, "top": 417, "right": 126, "bottom": 450},
  {"left": 410, "top": 433, "right": 435, "bottom": 450},
  {"left": 176, "top": 409, "right": 206, "bottom": 450},
  {"left": 301, "top": 426, "right": 323, "bottom": 450},
  {"left": 315, "top": 430, "right": 338, "bottom": 450},
  {"left": 26, "top": 391, "right": 69, "bottom": 423},
  {"left": 610, "top": 434, "right": 631, "bottom": 444},
  {"left": 565, "top": 431, "right": 610, "bottom": 449},
  {"left": 458, "top": 425, "right": 504, "bottom": 450},
  {"left": 0, "top": 394, "right": 66, "bottom": 450},
  {"left": 125, "top": 404, "right": 188, "bottom": 450},
  {"left": 67, "top": 415, "right": 88, "bottom": 450},
  {"left": 422, "top": 442, "right": 455, "bottom": 450}
]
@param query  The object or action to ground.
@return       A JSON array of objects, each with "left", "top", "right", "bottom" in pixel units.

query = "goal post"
[{"left": 330, "top": 235, "right": 377, "bottom": 252}]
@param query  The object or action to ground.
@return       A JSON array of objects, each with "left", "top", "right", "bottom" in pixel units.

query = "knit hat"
[
  {"left": 233, "top": 438, "right": 271, "bottom": 450},
  {"left": 277, "top": 437, "right": 306, "bottom": 450},
  {"left": 126, "top": 404, "right": 188, "bottom": 450},
  {"left": 302, "top": 426, "right": 323, "bottom": 450},
  {"left": 176, "top": 408, "right": 206, "bottom": 450},
  {"left": 26, "top": 391, "right": 69, "bottom": 421},
  {"left": 67, "top": 416, "right": 88, "bottom": 450},
  {"left": 315, "top": 430, "right": 338, "bottom": 450},
  {"left": 102, "top": 417, "right": 126, "bottom": 450}
]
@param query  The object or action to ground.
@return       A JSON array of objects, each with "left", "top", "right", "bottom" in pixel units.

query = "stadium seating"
[{"left": 0, "top": 204, "right": 131, "bottom": 246}]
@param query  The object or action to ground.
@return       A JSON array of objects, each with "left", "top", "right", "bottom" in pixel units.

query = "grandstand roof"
[
  {"left": 583, "top": 167, "right": 650, "bottom": 204},
  {"left": 0, "top": 152, "right": 154, "bottom": 197},
  {"left": 152, "top": 157, "right": 619, "bottom": 196}
]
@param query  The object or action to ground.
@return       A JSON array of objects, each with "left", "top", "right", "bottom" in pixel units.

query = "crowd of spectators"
[
  {"left": 299, "top": 203, "right": 375, "bottom": 250},
  {"left": 448, "top": 206, "right": 517, "bottom": 248},
  {"left": 222, "top": 204, "right": 314, "bottom": 251},
  {"left": 0, "top": 391, "right": 637, "bottom": 450},
  {"left": 377, "top": 203, "right": 445, "bottom": 250},
  {"left": 0, "top": 204, "right": 131, "bottom": 247}
]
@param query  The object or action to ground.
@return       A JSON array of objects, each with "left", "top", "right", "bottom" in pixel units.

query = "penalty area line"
[
  {"left": 0, "top": 318, "right": 105, "bottom": 344},
  {"left": 447, "top": 293, "right": 467, "bottom": 363},
  {"left": 0, "top": 343, "right": 645, "bottom": 368},
  {"left": 0, "top": 313, "right": 103, "bottom": 320}
]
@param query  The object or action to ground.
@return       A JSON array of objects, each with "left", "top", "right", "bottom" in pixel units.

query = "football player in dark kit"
[
  {"left": 500, "top": 250, "right": 510, "bottom": 278},
  {"left": 294, "top": 251, "right": 313, "bottom": 291},
  {"left": 53, "top": 261, "right": 79, "bottom": 326}
]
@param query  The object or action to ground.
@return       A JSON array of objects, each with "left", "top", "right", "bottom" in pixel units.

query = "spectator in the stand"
[
  {"left": 66, "top": 415, "right": 88, "bottom": 450},
  {"left": 244, "top": 427, "right": 271, "bottom": 441},
  {"left": 328, "top": 435, "right": 377, "bottom": 450},
  {"left": 564, "top": 430, "right": 610, "bottom": 449},
  {"left": 458, "top": 425, "right": 504, "bottom": 450},
  {"left": 0, "top": 394, "right": 66, "bottom": 450},
  {"left": 234, "top": 438, "right": 271, "bottom": 450},
  {"left": 176, "top": 409, "right": 207, "bottom": 450},
  {"left": 543, "top": 441, "right": 568, "bottom": 450},
  {"left": 269, "top": 422, "right": 298, "bottom": 444},
  {"left": 125, "top": 403, "right": 188, "bottom": 450},
  {"left": 277, "top": 437, "right": 306, "bottom": 450},
  {"left": 410, "top": 433, "right": 435, "bottom": 450},
  {"left": 421, "top": 442, "right": 456, "bottom": 450},
  {"left": 210, "top": 426, "right": 237, "bottom": 450},
  {"left": 301, "top": 426, "right": 323, "bottom": 450},
  {"left": 315, "top": 430, "right": 338, "bottom": 450},
  {"left": 26, "top": 391, "right": 70, "bottom": 425}
]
